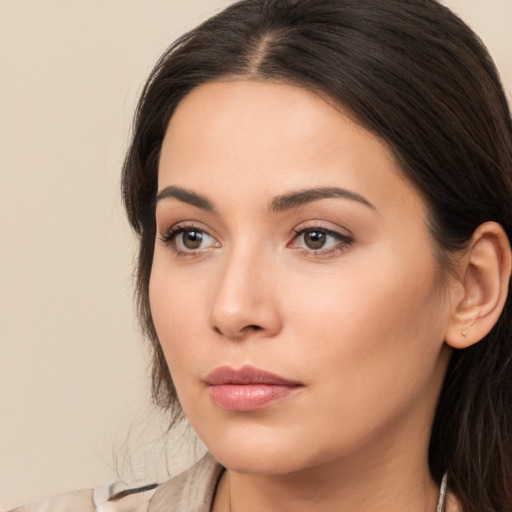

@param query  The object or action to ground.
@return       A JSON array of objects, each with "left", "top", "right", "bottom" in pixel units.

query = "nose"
[{"left": 208, "top": 247, "right": 282, "bottom": 341}]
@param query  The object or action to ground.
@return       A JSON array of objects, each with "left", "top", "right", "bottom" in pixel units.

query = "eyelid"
[
  {"left": 289, "top": 220, "right": 354, "bottom": 240},
  {"left": 159, "top": 222, "right": 220, "bottom": 256},
  {"left": 288, "top": 222, "right": 355, "bottom": 257},
  {"left": 159, "top": 221, "right": 204, "bottom": 242}
]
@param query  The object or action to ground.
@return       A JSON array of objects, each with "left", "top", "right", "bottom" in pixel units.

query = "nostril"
[
  {"left": 213, "top": 324, "right": 263, "bottom": 337},
  {"left": 246, "top": 325, "right": 263, "bottom": 332}
]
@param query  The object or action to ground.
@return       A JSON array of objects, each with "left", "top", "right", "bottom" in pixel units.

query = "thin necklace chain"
[
  {"left": 436, "top": 473, "right": 448, "bottom": 512},
  {"left": 227, "top": 472, "right": 448, "bottom": 512}
]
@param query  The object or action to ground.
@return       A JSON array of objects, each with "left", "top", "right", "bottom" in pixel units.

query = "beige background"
[{"left": 0, "top": 0, "right": 510, "bottom": 508}]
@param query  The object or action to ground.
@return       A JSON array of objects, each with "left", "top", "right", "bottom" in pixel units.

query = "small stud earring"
[{"left": 462, "top": 330, "right": 468, "bottom": 337}]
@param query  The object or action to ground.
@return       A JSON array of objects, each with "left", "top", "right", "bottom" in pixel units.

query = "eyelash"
[
  {"left": 159, "top": 223, "right": 354, "bottom": 259},
  {"left": 289, "top": 225, "right": 354, "bottom": 258},
  {"left": 159, "top": 223, "right": 216, "bottom": 258}
]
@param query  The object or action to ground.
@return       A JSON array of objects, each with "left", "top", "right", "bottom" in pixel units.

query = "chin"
[
  {"left": 211, "top": 443, "right": 310, "bottom": 476},
  {"left": 194, "top": 421, "right": 324, "bottom": 476}
]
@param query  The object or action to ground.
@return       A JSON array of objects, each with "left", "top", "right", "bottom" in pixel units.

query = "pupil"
[
  {"left": 305, "top": 230, "right": 326, "bottom": 249},
  {"left": 183, "top": 231, "right": 202, "bottom": 249}
]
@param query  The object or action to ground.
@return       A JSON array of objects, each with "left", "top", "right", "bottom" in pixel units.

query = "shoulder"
[
  {"left": 4, "top": 485, "right": 156, "bottom": 512},
  {"left": 4, "top": 453, "right": 223, "bottom": 512},
  {"left": 149, "top": 452, "right": 223, "bottom": 511},
  {"left": 4, "top": 488, "right": 96, "bottom": 512}
]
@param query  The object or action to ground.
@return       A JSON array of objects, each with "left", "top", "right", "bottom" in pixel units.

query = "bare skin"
[{"left": 151, "top": 80, "right": 509, "bottom": 512}]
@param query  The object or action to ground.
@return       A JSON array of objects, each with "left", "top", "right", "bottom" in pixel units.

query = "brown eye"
[
  {"left": 180, "top": 230, "right": 204, "bottom": 249},
  {"left": 303, "top": 229, "right": 327, "bottom": 249},
  {"left": 160, "top": 225, "right": 218, "bottom": 254},
  {"left": 289, "top": 225, "right": 354, "bottom": 256}
]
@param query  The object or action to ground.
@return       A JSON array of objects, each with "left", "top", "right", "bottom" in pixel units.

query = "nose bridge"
[{"left": 208, "top": 238, "right": 281, "bottom": 339}]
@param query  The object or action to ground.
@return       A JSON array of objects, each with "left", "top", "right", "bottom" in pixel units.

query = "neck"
[{"left": 214, "top": 450, "right": 440, "bottom": 512}]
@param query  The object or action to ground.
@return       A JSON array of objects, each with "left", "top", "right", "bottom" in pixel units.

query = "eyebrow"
[
  {"left": 269, "top": 187, "right": 376, "bottom": 213},
  {"left": 155, "top": 185, "right": 376, "bottom": 213},
  {"left": 155, "top": 185, "right": 215, "bottom": 212}
]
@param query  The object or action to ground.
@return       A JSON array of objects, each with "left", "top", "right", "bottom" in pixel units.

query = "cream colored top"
[{"left": 6, "top": 453, "right": 223, "bottom": 512}]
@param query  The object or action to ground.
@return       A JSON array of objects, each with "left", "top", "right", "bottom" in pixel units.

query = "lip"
[{"left": 205, "top": 365, "right": 303, "bottom": 411}]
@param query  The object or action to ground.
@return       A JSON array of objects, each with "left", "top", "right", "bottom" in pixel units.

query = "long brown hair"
[{"left": 121, "top": 1, "right": 512, "bottom": 509}]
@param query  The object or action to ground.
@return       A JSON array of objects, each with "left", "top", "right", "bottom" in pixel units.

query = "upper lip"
[{"left": 205, "top": 365, "right": 302, "bottom": 386}]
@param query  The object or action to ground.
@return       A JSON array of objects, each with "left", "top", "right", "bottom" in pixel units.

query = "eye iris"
[
  {"left": 304, "top": 230, "right": 326, "bottom": 249},
  {"left": 182, "top": 230, "right": 203, "bottom": 249}
]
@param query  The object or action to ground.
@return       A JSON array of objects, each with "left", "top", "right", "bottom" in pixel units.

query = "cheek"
[
  {"left": 266, "top": 269, "right": 444, "bottom": 463},
  {"left": 149, "top": 259, "right": 210, "bottom": 376},
  {"left": 282, "top": 244, "right": 447, "bottom": 405}
]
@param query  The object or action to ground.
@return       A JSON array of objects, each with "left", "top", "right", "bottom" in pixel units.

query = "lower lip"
[{"left": 208, "top": 384, "right": 300, "bottom": 411}]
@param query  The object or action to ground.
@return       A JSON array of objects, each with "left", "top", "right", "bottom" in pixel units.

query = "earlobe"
[{"left": 445, "top": 221, "right": 511, "bottom": 349}]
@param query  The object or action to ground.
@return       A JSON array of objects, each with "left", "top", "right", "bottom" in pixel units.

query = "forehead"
[{"left": 158, "top": 79, "right": 426, "bottom": 219}]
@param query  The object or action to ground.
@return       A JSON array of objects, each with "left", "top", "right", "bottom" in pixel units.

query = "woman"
[{"left": 9, "top": 0, "right": 511, "bottom": 511}]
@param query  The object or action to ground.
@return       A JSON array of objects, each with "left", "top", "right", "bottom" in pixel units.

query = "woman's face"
[{"left": 150, "top": 80, "right": 453, "bottom": 476}]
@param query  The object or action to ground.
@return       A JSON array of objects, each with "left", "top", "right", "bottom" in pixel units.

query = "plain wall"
[{"left": 1, "top": 0, "right": 510, "bottom": 508}]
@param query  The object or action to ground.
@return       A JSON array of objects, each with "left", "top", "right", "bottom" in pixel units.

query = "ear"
[{"left": 445, "top": 221, "right": 511, "bottom": 349}]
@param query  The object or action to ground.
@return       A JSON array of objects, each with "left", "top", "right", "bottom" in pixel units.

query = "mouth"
[{"left": 204, "top": 365, "right": 303, "bottom": 412}]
